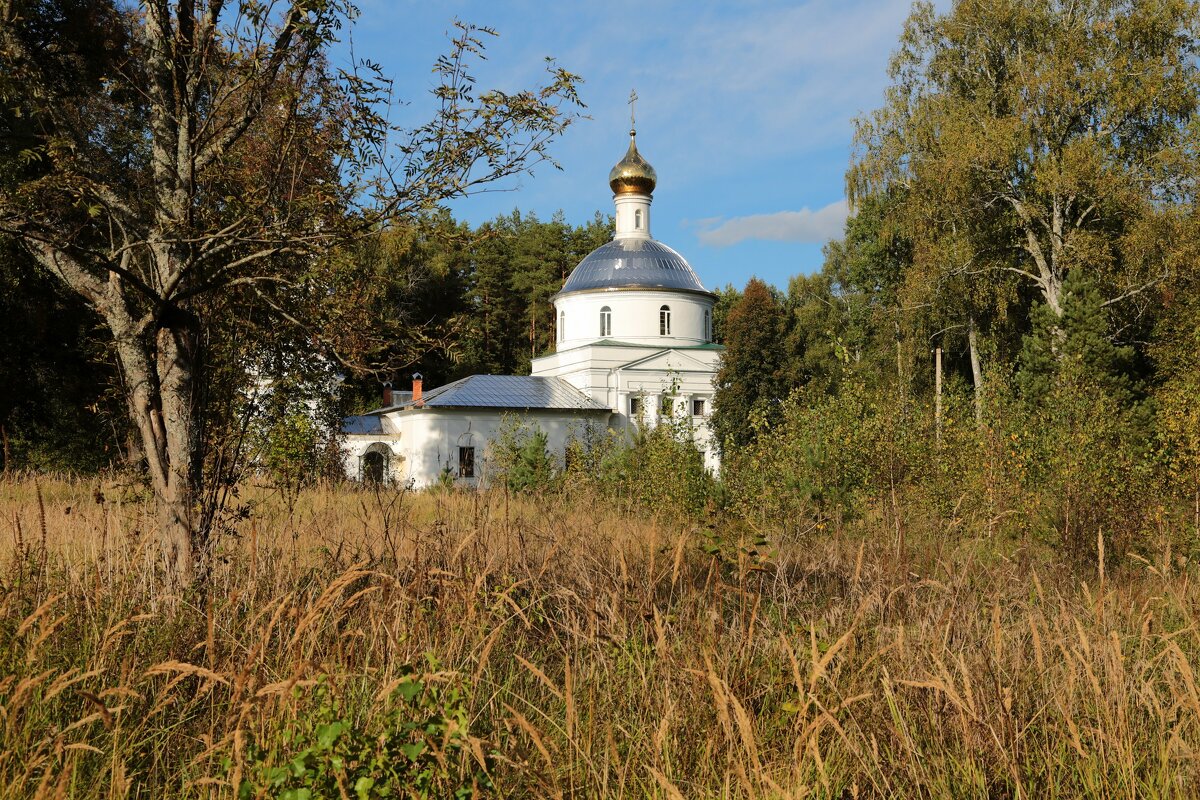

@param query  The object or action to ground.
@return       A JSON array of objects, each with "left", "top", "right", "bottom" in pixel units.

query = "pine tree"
[
  {"left": 711, "top": 278, "right": 789, "bottom": 453},
  {"left": 1017, "top": 272, "right": 1140, "bottom": 408}
]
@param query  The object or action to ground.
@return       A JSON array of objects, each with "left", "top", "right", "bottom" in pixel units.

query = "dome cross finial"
[{"left": 609, "top": 91, "right": 656, "bottom": 196}]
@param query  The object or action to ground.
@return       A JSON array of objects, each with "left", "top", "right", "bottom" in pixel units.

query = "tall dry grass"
[{"left": 0, "top": 473, "right": 1198, "bottom": 797}]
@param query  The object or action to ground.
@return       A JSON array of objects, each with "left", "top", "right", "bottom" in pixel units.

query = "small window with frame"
[
  {"left": 628, "top": 396, "right": 642, "bottom": 416},
  {"left": 459, "top": 446, "right": 475, "bottom": 478},
  {"left": 692, "top": 398, "right": 706, "bottom": 417},
  {"left": 659, "top": 395, "right": 673, "bottom": 417}
]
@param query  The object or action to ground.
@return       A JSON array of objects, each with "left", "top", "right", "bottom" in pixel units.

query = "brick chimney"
[
  {"left": 412, "top": 372, "right": 424, "bottom": 407},
  {"left": 382, "top": 381, "right": 393, "bottom": 407}
]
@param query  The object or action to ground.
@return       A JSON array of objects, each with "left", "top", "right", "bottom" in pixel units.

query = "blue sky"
[{"left": 337, "top": 1, "right": 929, "bottom": 292}]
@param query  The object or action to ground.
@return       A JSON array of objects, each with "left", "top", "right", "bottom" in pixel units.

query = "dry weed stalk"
[{"left": 0, "top": 475, "right": 1195, "bottom": 797}]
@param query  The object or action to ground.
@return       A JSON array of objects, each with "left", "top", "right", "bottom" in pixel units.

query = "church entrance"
[{"left": 362, "top": 446, "right": 389, "bottom": 484}]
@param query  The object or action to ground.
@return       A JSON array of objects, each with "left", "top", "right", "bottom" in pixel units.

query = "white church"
[{"left": 342, "top": 124, "right": 723, "bottom": 487}]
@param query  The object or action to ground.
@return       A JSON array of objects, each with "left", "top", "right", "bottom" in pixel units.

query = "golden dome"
[{"left": 608, "top": 131, "right": 657, "bottom": 196}]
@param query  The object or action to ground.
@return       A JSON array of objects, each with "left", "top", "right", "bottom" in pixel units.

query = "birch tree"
[
  {"left": 0, "top": 1, "right": 582, "bottom": 585},
  {"left": 850, "top": 0, "right": 1200, "bottom": 349}
]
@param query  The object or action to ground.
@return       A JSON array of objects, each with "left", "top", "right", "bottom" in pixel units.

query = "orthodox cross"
[{"left": 629, "top": 89, "right": 638, "bottom": 133}]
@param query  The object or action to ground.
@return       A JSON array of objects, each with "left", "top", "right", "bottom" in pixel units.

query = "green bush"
[
  {"left": 1014, "top": 367, "right": 1157, "bottom": 563},
  {"left": 559, "top": 412, "right": 713, "bottom": 518},
  {"left": 487, "top": 415, "right": 559, "bottom": 494},
  {"left": 724, "top": 377, "right": 919, "bottom": 535},
  {"left": 228, "top": 666, "right": 493, "bottom": 799},
  {"left": 610, "top": 420, "right": 714, "bottom": 517}
]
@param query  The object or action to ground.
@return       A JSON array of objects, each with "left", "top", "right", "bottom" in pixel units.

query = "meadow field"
[{"left": 0, "top": 474, "right": 1198, "bottom": 798}]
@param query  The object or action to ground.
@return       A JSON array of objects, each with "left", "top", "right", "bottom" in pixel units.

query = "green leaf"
[
  {"left": 396, "top": 679, "right": 423, "bottom": 703},
  {"left": 317, "top": 721, "right": 347, "bottom": 748},
  {"left": 355, "top": 776, "right": 376, "bottom": 799}
]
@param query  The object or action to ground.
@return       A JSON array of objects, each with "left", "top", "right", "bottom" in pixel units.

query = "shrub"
[
  {"left": 724, "top": 377, "right": 920, "bottom": 535},
  {"left": 610, "top": 420, "right": 714, "bottom": 517},
  {"left": 228, "top": 667, "right": 493, "bottom": 800},
  {"left": 1015, "top": 366, "right": 1157, "bottom": 563},
  {"left": 487, "top": 415, "right": 559, "bottom": 494}
]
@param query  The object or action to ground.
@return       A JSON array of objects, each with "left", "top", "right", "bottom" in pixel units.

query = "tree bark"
[
  {"left": 155, "top": 322, "right": 199, "bottom": 583},
  {"left": 968, "top": 316, "right": 983, "bottom": 428},
  {"left": 107, "top": 300, "right": 198, "bottom": 585}
]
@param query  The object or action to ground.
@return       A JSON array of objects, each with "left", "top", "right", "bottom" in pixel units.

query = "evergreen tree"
[
  {"left": 711, "top": 278, "right": 788, "bottom": 453},
  {"left": 461, "top": 214, "right": 524, "bottom": 377},
  {"left": 459, "top": 209, "right": 611, "bottom": 378},
  {"left": 510, "top": 211, "right": 570, "bottom": 369},
  {"left": 1017, "top": 272, "right": 1140, "bottom": 408}
]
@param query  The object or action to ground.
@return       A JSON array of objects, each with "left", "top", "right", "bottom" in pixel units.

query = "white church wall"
[
  {"left": 613, "top": 192, "right": 653, "bottom": 239},
  {"left": 344, "top": 408, "right": 612, "bottom": 490},
  {"left": 531, "top": 339, "right": 722, "bottom": 472},
  {"left": 554, "top": 290, "right": 713, "bottom": 349},
  {"left": 341, "top": 435, "right": 404, "bottom": 483}
]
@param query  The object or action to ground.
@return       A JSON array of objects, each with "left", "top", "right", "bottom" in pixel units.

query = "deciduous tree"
[
  {"left": 0, "top": 1, "right": 582, "bottom": 584},
  {"left": 851, "top": 0, "right": 1200, "bottom": 362}
]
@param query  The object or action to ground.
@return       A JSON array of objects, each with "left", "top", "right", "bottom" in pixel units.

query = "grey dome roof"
[{"left": 559, "top": 238, "right": 711, "bottom": 296}]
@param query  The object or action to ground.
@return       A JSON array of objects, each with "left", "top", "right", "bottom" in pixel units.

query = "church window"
[
  {"left": 362, "top": 447, "right": 388, "bottom": 484},
  {"left": 659, "top": 305, "right": 671, "bottom": 336},
  {"left": 558, "top": 310, "right": 565, "bottom": 342},
  {"left": 459, "top": 446, "right": 475, "bottom": 478},
  {"left": 628, "top": 396, "right": 642, "bottom": 416},
  {"left": 692, "top": 398, "right": 706, "bottom": 416},
  {"left": 704, "top": 309, "right": 711, "bottom": 340},
  {"left": 658, "top": 395, "right": 673, "bottom": 416},
  {"left": 634, "top": 209, "right": 643, "bottom": 229},
  {"left": 600, "top": 306, "right": 612, "bottom": 337}
]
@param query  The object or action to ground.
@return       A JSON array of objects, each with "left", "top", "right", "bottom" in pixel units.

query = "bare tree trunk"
[
  {"left": 156, "top": 324, "right": 198, "bottom": 583},
  {"left": 110, "top": 308, "right": 198, "bottom": 586},
  {"left": 934, "top": 345, "right": 943, "bottom": 445},
  {"left": 968, "top": 316, "right": 984, "bottom": 428}
]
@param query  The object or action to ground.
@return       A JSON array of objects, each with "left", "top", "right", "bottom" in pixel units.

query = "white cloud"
[{"left": 696, "top": 199, "right": 849, "bottom": 247}]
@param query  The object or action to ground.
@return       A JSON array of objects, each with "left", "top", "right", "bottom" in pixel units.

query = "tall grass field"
[{"left": 1, "top": 474, "right": 1197, "bottom": 797}]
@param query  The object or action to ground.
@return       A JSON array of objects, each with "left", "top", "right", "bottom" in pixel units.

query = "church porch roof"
[{"left": 393, "top": 375, "right": 608, "bottom": 412}]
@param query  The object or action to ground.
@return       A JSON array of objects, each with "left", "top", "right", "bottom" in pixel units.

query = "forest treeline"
[
  {"left": 711, "top": 0, "right": 1200, "bottom": 561},
  {"left": 0, "top": 209, "right": 611, "bottom": 468},
  {"left": 2, "top": 203, "right": 746, "bottom": 471}
]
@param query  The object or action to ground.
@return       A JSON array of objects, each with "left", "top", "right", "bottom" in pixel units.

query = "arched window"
[
  {"left": 558, "top": 310, "right": 565, "bottom": 342},
  {"left": 362, "top": 444, "right": 391, "bottom": 484},
  {"left": 659, "top": 305, "right": 671, "bottom": 336},
  {"left": 599, "top": 306, "right": 612, "bottom": 337},
  {"left": 634, "top": 209, "right": 643, "bottom": 230},
  {"left": 704, "top": 309, "right": 711, "bottom": 341}
]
